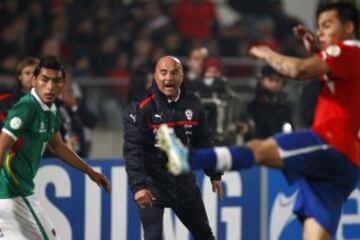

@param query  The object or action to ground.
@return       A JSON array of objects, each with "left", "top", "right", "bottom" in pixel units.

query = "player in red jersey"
[{"left": 156, "top": 2, "right": 360, "bottom": 239}]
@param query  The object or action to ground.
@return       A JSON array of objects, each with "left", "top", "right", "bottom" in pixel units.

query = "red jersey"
[{"left": 313, "top": 40, "right": 360, "bottom": 166}]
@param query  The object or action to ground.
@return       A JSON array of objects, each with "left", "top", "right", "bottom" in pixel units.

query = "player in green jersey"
[{"left": 0, "top": 56, "right": 111, "bottom": 239}]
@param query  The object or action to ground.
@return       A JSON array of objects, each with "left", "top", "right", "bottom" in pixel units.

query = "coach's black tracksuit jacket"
[{"left": 123, "top": 83, "right": 221, "bottom": 206}]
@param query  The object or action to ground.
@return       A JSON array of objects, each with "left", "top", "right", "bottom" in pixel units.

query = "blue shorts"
[{"left": 274, "top": 130, "right": 360, "bottom": 236}]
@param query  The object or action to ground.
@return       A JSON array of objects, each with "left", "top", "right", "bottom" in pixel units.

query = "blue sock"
[
  {"left": 189, "top": 146, "right": 255, "bottom": 171},
  {"left": 228, "top": 146, "right": 254, "bottom": 170},
  {"left": 189, "top": 148, "right": 217, "bottom": 170}
]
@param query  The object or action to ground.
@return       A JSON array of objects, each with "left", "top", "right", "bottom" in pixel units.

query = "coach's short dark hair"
[
  {"left": 317, "top": 1, "right": 359, "bottom": 38},
  {"left": 34, "top": 56, "right": 66, "bottom": 79}
]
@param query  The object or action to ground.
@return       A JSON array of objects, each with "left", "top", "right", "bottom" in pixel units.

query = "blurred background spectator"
[
  {"left": 247, "top": 65, "right": 293, "bottom": 139},
  {"left": 60, "top": 74, "right": 98, "bottom": 158},
  {"left": 198, "top": 57, "right": 228, "bottom": 98},
  {"left": 0, "top": 57, "right": 39, "bottom": 128},
  {"left": 184, "top": 46, "right": 208, "bottom": 93},
  {"left": 126, "top": 65, "right": 153, "bottom": 104},
  {"left": 171, "top": 0, "right": 218, "bottom": 51}
]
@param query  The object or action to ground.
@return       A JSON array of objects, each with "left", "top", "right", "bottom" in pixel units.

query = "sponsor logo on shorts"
[{"left": 269, "top": 191, "right": 298, "bottom": 240}]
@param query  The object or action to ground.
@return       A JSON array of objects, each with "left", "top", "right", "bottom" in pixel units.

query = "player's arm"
[
  {"left": 0, "top": 131, "right": 16, "bottom": 168},
  {"left": 0, "top": 101, "right": 32, "bottom": 168},
  {"left": 249, "top": 45, "right": 329, "bottom": 80},
  {"left": 48, "top": 132, "right": 111, "bottom": 192}
]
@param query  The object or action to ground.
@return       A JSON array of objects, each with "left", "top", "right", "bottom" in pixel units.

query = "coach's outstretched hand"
[{"left": 89, "top": 170, "right": 112, "bottom": 192}]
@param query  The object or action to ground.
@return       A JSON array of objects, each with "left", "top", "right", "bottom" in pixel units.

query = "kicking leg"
[
  {"left": 188, "top": 138, "right": 283, "bottom": 170},
  {"left": 157, "top": 124, "right": 283, "bottom": 175},
  {"left": 247, "top": 138, "right": 283, "bottom": 168}
]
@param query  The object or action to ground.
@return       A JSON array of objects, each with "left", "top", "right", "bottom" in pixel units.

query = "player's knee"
[
  {"left": 247, "top": 138, "right": 279, "bottom": 166},
  {"left": 246, "top": 139, "right": 268, "bottom": 165},
  {"left": 246, "top": 139, "right": 263, "bottom": 153}
]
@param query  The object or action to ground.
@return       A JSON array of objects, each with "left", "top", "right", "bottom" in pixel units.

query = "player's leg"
[
  {"left": 138, "top": 205, "right": 164, "bottom": 240},
  {"left": 157, "top": 124, "right": 282, "bottom": 175},
  {"left": 303, "top": 218, "right": 331, "bottom": 240},
  {"left": 0, "top": 197, "right": 29, "bottom": 240},
  {"left": 0, "top": 195, "right": 58, "bottom": 240},
  {"left": 188, "top": 137, "right": 282, "bottom": 169},
  {"left": 278, "top": 131, "right": 360, "bottom": 238},
  {"left": 25, "top": 195, "right": 59, "bottom": 240},
  {"left": 173, "top": 195, "right": 215, "bottom": 240}
]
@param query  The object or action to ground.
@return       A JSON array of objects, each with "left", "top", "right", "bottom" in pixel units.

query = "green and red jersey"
[{"left": 0, "top": 89, "right": 61, "bottom": 198}]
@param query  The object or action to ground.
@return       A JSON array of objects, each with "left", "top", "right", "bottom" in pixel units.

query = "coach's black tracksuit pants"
[{"left": 138, "top": 196, "right": 215, "bottom": 240}]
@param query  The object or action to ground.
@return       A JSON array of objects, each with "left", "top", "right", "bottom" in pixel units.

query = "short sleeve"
[
  {"left": 2, "top": 102, "right": 33, "bottom": 141},
  {"left": 318, "top": 43, "right": 353, "bottom": 80}
]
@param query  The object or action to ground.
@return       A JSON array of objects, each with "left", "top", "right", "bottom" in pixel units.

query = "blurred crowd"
[{"left": 0, "top": 0, "right": 307, "bottom": 78}]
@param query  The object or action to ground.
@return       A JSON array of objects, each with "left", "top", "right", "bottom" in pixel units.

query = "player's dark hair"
[
  {"left": 34, "top": 56, "right": 66, "bottom": 79},
  {"left": 317, "top": 1, "right": 359, "bottom": 38}
]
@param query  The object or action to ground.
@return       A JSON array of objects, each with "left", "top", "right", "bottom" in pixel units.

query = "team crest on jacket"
[{"left": 185, "top": 109, "right": 193, "bottom": 120}]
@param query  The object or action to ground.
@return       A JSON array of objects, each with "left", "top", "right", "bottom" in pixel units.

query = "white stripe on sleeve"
[{"left": 2, "top": 128, "right": 18, "bottom": 141}]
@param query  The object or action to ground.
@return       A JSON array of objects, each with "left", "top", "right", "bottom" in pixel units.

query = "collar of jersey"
[
  {"left": 343, "top": 39, "right": 360, "bottom": 47},
  {"left": 31, "top": 88, "right": 57, "bottom": 113},
  {"left": 167, "top": 88, "right": 181, "bottom": 103}
]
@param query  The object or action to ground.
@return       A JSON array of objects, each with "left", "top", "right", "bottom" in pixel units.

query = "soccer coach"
[{"left": 123, "top": 56, "right": 223, "bottom": 239}]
